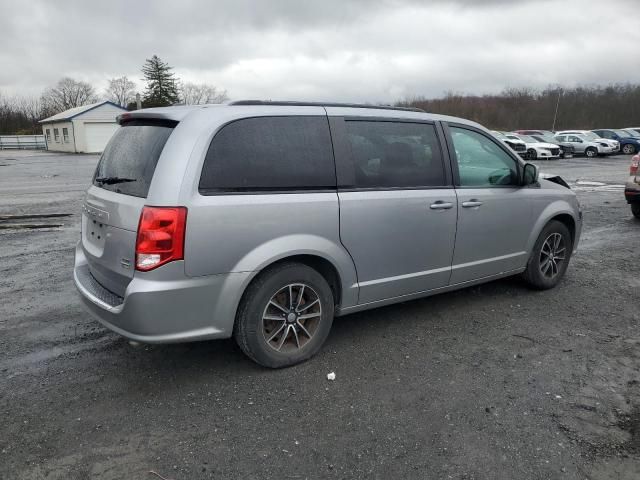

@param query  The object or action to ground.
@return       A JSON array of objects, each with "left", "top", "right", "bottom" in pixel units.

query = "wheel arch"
[
  {"left": 550, "top": 213, "right": 576, "bottom": 245},
  {"left": 230, "top": 234, "right": 359, "bottom": 319},
  {"left": 526, "top": 201, "right": 580, "bottom": 254}
]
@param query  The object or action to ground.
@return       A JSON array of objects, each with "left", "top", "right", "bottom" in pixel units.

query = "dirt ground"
[{"left": 1, "top": 151, "right": 638, "bottom": 479}]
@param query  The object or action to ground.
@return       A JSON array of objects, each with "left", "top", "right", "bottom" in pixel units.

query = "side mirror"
[{"left": 522, "top": 162, "right": 539, "bottom": 186}]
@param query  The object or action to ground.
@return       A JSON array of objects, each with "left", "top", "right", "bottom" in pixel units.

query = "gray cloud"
[{"left": 1, "top": 0, "right": 638, "bottom": 102}]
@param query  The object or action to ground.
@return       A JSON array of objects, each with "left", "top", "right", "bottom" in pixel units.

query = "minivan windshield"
[{"left": 93, "top": 120, "right": 176, "bottom": 197}]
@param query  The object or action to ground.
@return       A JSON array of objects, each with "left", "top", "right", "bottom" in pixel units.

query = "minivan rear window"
[
  {"left": 199, "top": 116, "right": 335, "bottom": 193},
  {"left": 92, "top": 120, "right": 176, "bottom": 198}
]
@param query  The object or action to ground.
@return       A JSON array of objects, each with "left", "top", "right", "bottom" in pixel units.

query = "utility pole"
[{"left": 551, "top": 88, "right": 562, "bottom": 132}]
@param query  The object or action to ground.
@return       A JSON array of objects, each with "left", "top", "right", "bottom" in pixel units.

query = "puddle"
[
  {"left": 0, "top": 213, "right": 71, "bottom": 220},
  {"left": 570, "top": 181, "right": 625, "bottom": 192},
  {"left": 576, "top": 180, "right": 607, "bottom": 186},
  {"left": 0, "top": 213, "right": 71, "bottom": 231},
  {"left": 0, "top": 223, "right": 63, "bottom": 230}
]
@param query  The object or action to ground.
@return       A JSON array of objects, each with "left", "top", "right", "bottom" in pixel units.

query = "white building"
[{"left": 39, "top": 101, "right": 127, "bottom": 153}]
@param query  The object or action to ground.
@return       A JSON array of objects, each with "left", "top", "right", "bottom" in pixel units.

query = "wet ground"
[{"left": 1, "top": 151, "right": 638, "bottom": 479}]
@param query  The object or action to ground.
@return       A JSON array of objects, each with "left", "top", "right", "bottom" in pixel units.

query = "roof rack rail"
[{"left": 227, "top": 100, "right": 424, "bottom": 113}]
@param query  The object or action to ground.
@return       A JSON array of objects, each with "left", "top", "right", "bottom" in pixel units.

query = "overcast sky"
[{"left": 1, "top": 0, "right": 639, "bottom": 103}]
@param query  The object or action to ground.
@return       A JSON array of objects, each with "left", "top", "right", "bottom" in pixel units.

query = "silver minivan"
[{"left": 74, "top": 101, "right": 582, "bottom": 367}]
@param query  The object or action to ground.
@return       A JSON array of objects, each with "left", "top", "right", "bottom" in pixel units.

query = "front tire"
[
  {"left": 233, "top": 262, "right": 334, "bottom": 368},
  {"left": 522, "top": 220, "right": 573, "bottom": 290},
  {"left": 585, "top": 147, "right": 597, "bottom": 158},
  {"left": 622, "top": 144, "right": 637, "bottom": 155},
  {"left": 527, "top": 149, "right": 537, "bottom": 160},
  {"left": 632, "top": 203, "right": 640, "bottom": 219}
]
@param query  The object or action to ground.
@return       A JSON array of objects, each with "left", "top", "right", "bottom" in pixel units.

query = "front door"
[
  {"left": 445, "top": 124, "right": 533, "bottom": 285},
  {"left": 333, "top": 118, "right": 457, "bottom": 304}
]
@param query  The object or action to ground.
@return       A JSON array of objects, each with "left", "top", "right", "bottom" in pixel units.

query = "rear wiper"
[{"left": 95, "top": 177, "right": 136, "bottom": 185}]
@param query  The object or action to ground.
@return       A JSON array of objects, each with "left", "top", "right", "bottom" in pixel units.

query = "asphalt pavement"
[{"left": 1, "top": 151, "right": 638, "bottom": 479}]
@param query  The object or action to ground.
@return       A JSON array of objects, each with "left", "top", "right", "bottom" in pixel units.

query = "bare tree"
[
  {"left": 105, "top": 76, "right": 137, "bottom": 107},
  {"left": 179, "top": 82, "right": 228, "bottom": 105},
  {"left": 399, "top": 83, "right": 640, "bottom": 131},
  {"left": 0, "top": 92, "right": 45, "bottom": 134},
  {"left": 40, "top": 77, "right": 98, "bottom": 116}
]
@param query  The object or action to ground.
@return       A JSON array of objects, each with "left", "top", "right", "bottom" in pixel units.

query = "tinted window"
[
  {"left": 344, "top": 121, "right": 445, "bottom": 188},
  {"left": 199, "top": 116, "right": 335, "bottom": 192},
  {"left": 93, "top": 120, "right": 175, "bottom": 198},
  {"left": 450, "top": 127, "right": 519, "bottom": 187}
]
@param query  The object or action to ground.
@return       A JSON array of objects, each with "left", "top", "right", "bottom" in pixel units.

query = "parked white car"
[
  {"left": 491, "top": 131, "right": 528, "bottom": 159},
  {"left": 554, "top": 133, "right": 610, "bottom": 158},
  {"left": 557, "top": 130, "right": 619, "bottom": 154},
  {"left": 505, "top": 133, "right": 561, "bottom": 160}
]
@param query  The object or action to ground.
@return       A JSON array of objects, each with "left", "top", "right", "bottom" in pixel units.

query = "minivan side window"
[
  {"left": 199, "top": 116, "right": 335, "bottom": 193},
  {"left": 344, "top": 121, "right": 445, "bottom": 188},
  {"left": 450, "top": 127, "right": 519, "bottom": 187}
]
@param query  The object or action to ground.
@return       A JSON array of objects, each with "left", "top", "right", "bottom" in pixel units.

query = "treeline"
[
  {"left": 399, "top": 84, "right": 640, "bottom": 131},
  {"left": 0, "top": 55, "right": 227, "bottom": 135}
]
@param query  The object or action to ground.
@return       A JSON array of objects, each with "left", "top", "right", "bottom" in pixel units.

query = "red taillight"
[
  {"left": 135, "top": 206, "right": 187, "bottom": 271},
  {"left": 631, "top": 154, "right": 639, "bottom": 175}
]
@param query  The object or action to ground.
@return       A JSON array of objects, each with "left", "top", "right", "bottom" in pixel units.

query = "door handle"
[
  {"left": 462, "top": 200, "right": 483, "bottom": 208},
  {"left": 430, "top": 201, "right": 454, "bottom": 210}
]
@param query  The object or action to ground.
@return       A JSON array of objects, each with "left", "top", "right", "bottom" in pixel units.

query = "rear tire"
[
  {"left": 585, "top": 147, "right": 597, "bottom": 158},
  {"left": 632, "top": 203, "right": 640, "bottom": 219},
  {"left": 522, "top": 220, "right": 573, "bottom": 290},
  {"left": 233, "top": 262, "right": 334, "bottom": 368}
]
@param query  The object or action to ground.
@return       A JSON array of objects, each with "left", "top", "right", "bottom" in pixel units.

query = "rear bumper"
[
  {"left": 625, "top": 178, "right": 640, "bottom": 203},
  {"left": 74, "top": 242, "right": 252, "bottom": 343}
]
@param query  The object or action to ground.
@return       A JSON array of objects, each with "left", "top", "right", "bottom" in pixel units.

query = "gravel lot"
[{"left": 1, "top": 150, "right": 638, "bottom": 480}]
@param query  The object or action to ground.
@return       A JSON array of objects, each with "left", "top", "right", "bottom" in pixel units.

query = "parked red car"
[{"left": 625, "top": 154, "right": 640, "bottom": 218}]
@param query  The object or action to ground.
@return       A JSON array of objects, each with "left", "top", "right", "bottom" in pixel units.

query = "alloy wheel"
[
  {"left": 261, "top": 283, "right": 322, "bottom": 353},
  {"left": 539, "top": 233, "right": 566, "bottom": 279}
]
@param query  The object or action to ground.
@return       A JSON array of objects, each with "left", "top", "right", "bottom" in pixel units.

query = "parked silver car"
[
  {"left": 74, "top": 101, "right": 582, "bottom": 367},
  {"left": 556, "top": 130, "right": 619, "bottom": 155},
  {"left": 553, "top": 133, "right": 608, "bottom": 158}
]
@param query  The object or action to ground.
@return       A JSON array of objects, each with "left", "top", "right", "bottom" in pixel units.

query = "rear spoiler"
[
  {"left": 117, "top": 112, "right": 165, "bottom": 125},
  {"left": 116, "top": 106, "right": 203, "bottom": 125}
]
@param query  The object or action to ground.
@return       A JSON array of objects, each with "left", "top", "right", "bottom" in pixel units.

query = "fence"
[{"left": 0, "top": 135, "right": 47, "bottom": 150}]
